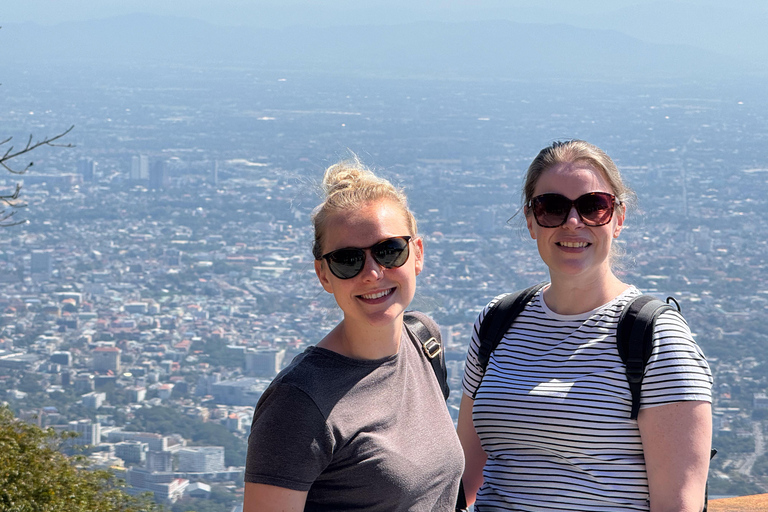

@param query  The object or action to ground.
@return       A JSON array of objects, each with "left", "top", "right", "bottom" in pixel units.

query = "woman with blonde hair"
[
  {"left": 458, "top": 140, "right": 713, "bottom": 511},
  {"left": 244, "top": 157, "right": 463, "bottom": 511}
]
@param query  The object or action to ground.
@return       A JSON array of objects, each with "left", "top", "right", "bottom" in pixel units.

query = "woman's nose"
[
  {"left": 359, "top": 250, "right": 384, "bottom": 280},
  {"left": 563, "top": 205, "right": 583, "bottom": 228}
]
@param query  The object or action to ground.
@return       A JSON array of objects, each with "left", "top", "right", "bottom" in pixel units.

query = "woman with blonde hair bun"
[{"left": 244, "top": 157, "right": 463, "bottom": 511}]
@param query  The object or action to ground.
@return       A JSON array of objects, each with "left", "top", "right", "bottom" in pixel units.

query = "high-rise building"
[
  {"left": 73, "top": 373, "right": 95, "bottom": 393},
  {"left": 82, "top": 391, "right": 106, "bottom": 409},
  {"left": 130, "top": 155, "right": 149, "bottom": 181},
  {"left": 211, "top": 160, "right": 219, "bottom": 185},
  {"left": 67, "top": 419, "right": 101, "bottom": 446},
  {"left": 146, "top": 450, "right": 173, "bottom": 472},
  {"left": 149, "top": 159, "right": 166, "bottom": 189},
  {"left": 245, "top": 348, "right": 286, "bottom": 377},
  {"left": 115, "top": 441, "right": 148, "bottom": 464},
  {"left": 92, "top": 346, "right": 121, "bottom": 373},
  {"left": 176, "top": 446, "right": 225, "bottom": 473},
  {"left": 78, "top": 158, "right": 95, "bottom": 182}
]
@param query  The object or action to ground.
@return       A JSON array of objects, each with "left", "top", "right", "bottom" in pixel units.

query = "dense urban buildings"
[{"left": 2, "top": 54, "right": 768, "bottom": 508}]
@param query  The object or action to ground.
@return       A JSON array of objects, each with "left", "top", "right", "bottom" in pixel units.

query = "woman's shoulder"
[
  {"left": 273, "top": 346, "right": 348, "bottom": 386},
  {"left": 259, "top": 347, "right": 359, "bottom": 419},
  {"left": 482, "top": 283, "right": 548, "bottom": 313}
]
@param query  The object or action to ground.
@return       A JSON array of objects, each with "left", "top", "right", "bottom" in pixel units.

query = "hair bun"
[
  {"left": 311, "top": 155, "right": 418, "bottom": 260},
  {"left": 322, "top": 161, "right": 370, "bottom": 197}
]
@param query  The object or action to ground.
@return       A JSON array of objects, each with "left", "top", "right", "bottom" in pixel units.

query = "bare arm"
[
  {"left": 457, "top": 392, "right": 487, "bottom": 505},
  {"left": 638, "top": 401, "right": 712, "bottom": 512},
  {"left": 243, "top": 482, "right": 308, "bottom": 512}
]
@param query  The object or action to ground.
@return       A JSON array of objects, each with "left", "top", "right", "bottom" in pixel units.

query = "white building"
[
  {"left": 67, "top": 419, "right": 101, "bottom": 446},
  {"left": 176, "top": 446, "right": 225, "bottom": 473},
  {"left": 245, "top": 348, "right": 285, "bottom": 377},
  {"left": 126, "top": 468, "right": 188, "bottom": 503},
  {"left": 82, "top": 391, "right": 106, "bottom": 409}
]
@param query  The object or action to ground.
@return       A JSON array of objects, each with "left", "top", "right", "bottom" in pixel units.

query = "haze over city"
[{"left": 2, "top": 1, "right": 768, "bottom": 509}]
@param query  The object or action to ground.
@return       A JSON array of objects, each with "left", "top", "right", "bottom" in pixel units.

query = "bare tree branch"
[
  {"left": 0, "top": 125, "right": 75, "bottom": 227},
  {"left": 0, "top": 125, "right": 75, "bottom": 174}
]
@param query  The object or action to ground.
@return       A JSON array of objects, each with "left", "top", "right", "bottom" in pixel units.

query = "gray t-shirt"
[{"left": 245, "top": 313, "right": 463, "bottom": 511}]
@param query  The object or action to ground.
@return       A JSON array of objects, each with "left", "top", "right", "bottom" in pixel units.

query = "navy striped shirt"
[{"left": 462, "top": 286, "right": 712, "bottom": 512}]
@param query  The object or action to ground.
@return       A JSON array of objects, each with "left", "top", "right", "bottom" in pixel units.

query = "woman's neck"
[
  {"left": 544, "top": 272, "right": 629, "bottom": 316},
  {"left": 317, "top": 317, "right": 403, "bottom": 360}
]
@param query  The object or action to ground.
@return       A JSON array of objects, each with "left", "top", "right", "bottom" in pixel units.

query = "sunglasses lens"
[
  {"left": 323, "top": 237, "right": 411, "bottom": 279},
  {"left": 372, "top": 237, "right": 410, "bottom": 268},
  {"left": 576, "top": 193, "right": 614, "bottom": 225},
  {"left": 533, "top": 195, "right": 571, "bottom": 227},
  {"left": 532, "top": 192, "right": 615, "bottom": 227},
  {"left": 327, "top": 249, "right": 365, "bottom": 279}
]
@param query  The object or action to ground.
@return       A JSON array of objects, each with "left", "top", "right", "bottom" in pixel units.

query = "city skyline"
[{"left": 3, "top": 3, "right": 768, "bottom": 507}]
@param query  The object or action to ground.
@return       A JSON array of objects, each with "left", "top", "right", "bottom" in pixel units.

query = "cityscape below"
[{"left": 2, "top": 31, "right": 768, "bottom": 510}]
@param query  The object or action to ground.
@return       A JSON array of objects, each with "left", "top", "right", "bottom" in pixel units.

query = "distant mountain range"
[{"left": 1, "top": 14, "right": 756, "bottom": 81}]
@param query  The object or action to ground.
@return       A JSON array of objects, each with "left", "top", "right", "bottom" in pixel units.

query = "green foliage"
[
  {"left": 708, "top": 472, "right": 765, "bottom": 497},
  {"left": 18, "top": 373, "right": 44, "bottom": 393},
  {"left": 0, "top": 406, "right": 160, "bottom": 512},
  {"left": 714, "top": 433, "right": 756, "bottom": 455},
  {"left": 752, "top": 453, "right": 768, "bottom": 477}
]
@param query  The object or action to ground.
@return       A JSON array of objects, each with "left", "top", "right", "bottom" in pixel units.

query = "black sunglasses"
[
  {"left": 528, "top": 192, "right": 618, "bottom": 228},
  {"left": 320, "top": 236, "right": 412, "bottom": 279}
]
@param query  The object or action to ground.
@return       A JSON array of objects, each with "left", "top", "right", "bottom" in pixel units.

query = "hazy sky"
[
  {"left": 4, "top": 0, "right": 768, "bottom": 62},
  {"left": 4, "top": 0, "right": 761, "bottom": 27},
  {"left": 6, "top": 0, "right": 649, "bottom": 26}
]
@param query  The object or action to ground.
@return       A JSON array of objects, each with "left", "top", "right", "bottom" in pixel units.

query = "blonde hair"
[
  {"left": 523, "top": 140, "right": 635, "bottom": 209},
  {"left": 311, "top": 156, "right": 417, "bottom": 260}
]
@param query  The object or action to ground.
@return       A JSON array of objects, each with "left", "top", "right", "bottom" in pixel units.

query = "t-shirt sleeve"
[
  {"left": 640, "top": 309, "right": 713, "bottom": 409},
  {"left": 244, "top": 382, "right": 334, "bottom": 491},
  {"left": 461, "top": 294, "right": 506, "bottom": 398}
]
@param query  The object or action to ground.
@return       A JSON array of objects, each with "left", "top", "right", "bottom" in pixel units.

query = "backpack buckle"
[{"left": 421, "top": 337, "right": 441, "bottom": 359}]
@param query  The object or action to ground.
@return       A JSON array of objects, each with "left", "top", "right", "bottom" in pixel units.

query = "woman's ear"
[
  {"left": 613, "top": 202, "right": 626, "bottom": 238},
  {"left": 314, "top": 259, "right": 334, "bottom": 293},
  {"left": 525, "top": 207, "right": 537, "bottom": 240},
  {"left": 413, "top": 237, "right": 424, "bottom": 276}
]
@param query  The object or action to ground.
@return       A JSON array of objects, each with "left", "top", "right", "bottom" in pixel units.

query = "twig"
[{"left": 1, "top": 125, "right": 75, "bottom": 174}]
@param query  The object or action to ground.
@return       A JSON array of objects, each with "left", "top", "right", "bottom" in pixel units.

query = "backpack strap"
[
  {"left": 403, "top": 312, "right": 450, "bottom": 401},
  {"left": 403, "top": 313, "right": 467, "bottom": 510},
  {"left": 472, "top": 282, "right": 547, "bottom": 400},
  {"left": 616, "top": 295, "right": 678, "bottom": 420}
]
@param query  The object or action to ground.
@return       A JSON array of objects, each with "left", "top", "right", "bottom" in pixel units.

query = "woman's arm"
[
  {"left": 457, "top": 393, "right": 487, "bottom": 506},
  {"left": 638, "top": 400, "right": 712, "bottom": 512},
  {"left": 243, "top": 482, "right": 308, "bottom": 512}
]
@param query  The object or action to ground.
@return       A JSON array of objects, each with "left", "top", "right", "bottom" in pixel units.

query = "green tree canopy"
[{"left": 0, "top": 406, "right": 159, "bottom": 512}]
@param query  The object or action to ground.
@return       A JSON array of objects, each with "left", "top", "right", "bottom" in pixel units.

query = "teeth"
[
  {"left": 361, "top": 289, "right": 392, "bottom": 300},
  {"left": 559, "top": 241, "right": 588, "bottom": 248}
]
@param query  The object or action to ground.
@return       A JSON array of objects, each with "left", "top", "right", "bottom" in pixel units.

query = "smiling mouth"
[
  {"left": 557, "top": 241, "right": 590, "bottom": 248},
  {"left": 359, "top": 288, "right": 394, "bottom": 300}
]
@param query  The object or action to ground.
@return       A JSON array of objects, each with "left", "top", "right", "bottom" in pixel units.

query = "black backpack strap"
[
  {"left": 456, "top": 480, "right": 468, "bottom": 512},
  {"left": 404, "top": 312, "right": 450, "bottom": 401},
  {"left": 472, "top": 282, "right": 546, "bottom": 400},
  {"left": 616, "top": 295, "right": 677, "bottom": 420}
]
